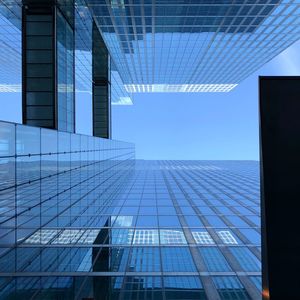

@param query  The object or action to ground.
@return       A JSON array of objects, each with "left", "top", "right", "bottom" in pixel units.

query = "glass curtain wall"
[
  {"left": 0, "top": 120, "right": 135, "bottom": 299},
  {"left": 57, "top": 9, "right": 75, "bottom": 133},
  {"left": 0, "top": 158, "right": 261, "bottom": 299}
]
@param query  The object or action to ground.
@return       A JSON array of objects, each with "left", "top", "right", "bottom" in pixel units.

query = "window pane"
[
  {"left": 161, "top": 247, "right": 196, "bottom": 272},
  {"left": 229, "top": 247, "right": 261, "bottom": 271},
  {"left": 128, "top": 247, "right": 160, "bottom": 272},
  {"left": 199, "top": 247, "right": 231, "bottom": 272},
  {"left": 213, "top": 276, "right": 250, "bottom": 300}
]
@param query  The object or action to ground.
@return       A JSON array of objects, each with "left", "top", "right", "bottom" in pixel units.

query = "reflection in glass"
[
  {"left": 160, "top": 229, "right": 187, "bottom": 245},
  {"left": 0, "top": 128, "right": 261, "bottom": 299},
  {"left": 213, "top": 276, "right": 250, "bottom": 300},
  {"left": 192, "top": 231, "right": 215, "bottom": 245},
  {"left": 161, "top": 247, "right": 197, "bottom": 272},
  {"left": 133, "top": 229, "right": 159, "bottom": 245},
  {"left": 199, "top": 247, "right": 232, "bottom": 272},
  {"left": 164, "top": 276, "right": 206, "bottom": 300}
]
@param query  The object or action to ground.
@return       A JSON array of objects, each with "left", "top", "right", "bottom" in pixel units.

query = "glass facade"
[
  {"left": 89, "top": 0, "right": 300, "bottom": 92},
  {"left": 0, "top": 153, "right": 261, "bottom": 299},
  {"left": 0, "top": 120, "right": 135, "bottom": 298},
  {"left": 0, "top": 1, "right": 276, "bottom": 298},
  {"left": 0, "top": 1, "right": 299, "bottom": 96},
  {"left": 57, "top": 9, "right": 75, "bottom": 132},
  {"left": 0, "top": 0, "right": 133, "bottom": 104}
]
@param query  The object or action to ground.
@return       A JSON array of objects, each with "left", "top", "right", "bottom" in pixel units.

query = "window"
[
  {"left": 239, "top": 229, "right": 260, "bottom": 244},
  {"left": 217, "top": 230, "right": 239, "bottom": 245},
  {"left": 226, "top": 216, "right": 249, "bottom": 227},
  {"left": 213, "top": 276, "right": 250, "bottom": 300},
  {"left": 192, "top": 231, "right": 215, "bottom": 245},
  {"left": 185, "top": 216, "right": 204, "bottom": 227},
  {"left": 250, "top": 276, "right": 261, "bottom": 291},
  {"left": 110, "top": 248, "right": 130, "bottom": 272},
  {"left": 128, "top": 247, "right": 160, "bottom": 272},
  {"left": 245, "top": 216, "right": 260, "bottom": 226},
  {"left": 206, "top": 216, "right": 227, "bottom": 227},
  {"left": 229, "top": 247, "right": 261, "bottom": 271},
  {"left": 57, "top": 10, "right": 74, "bottom": 132},
  {"left": 133, "top": 230, "right": 159, "bottom": 245},
  {"left": 199, "top": 247, "right": 232, "bottom": 272},
  {"left": 111, "top": 229, "right": 133, "bottom": 245},
  {"left": 122, "top": 276, "right": 163, "bottom": 300},
  {"left": 136, "top": 215, "right": 158, "bottom": 227},
  {"left": 160, "top": 229, "right": 187, "bottom": 245},
  {"left": 164, "top": 276, "right": 206, "bottom": 300},
  {"left": 161, "top": 247, "right": 196, "bottom": 272},
  {"left": 158, "top": 216, "right": 180, "bottom": 227}
]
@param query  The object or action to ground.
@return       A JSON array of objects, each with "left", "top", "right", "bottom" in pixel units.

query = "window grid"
[{"left": 0, "top": 129, "right": 261, "bottom": 299}]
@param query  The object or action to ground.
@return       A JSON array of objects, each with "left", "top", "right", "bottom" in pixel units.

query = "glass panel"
[
  {"left": 192, "top": 231, "right": 215, "bottom": 245},
  {"left": 226, "top": 216, "right": 249, "bottom": 227},
  {"left": 0, "top": 122, "right": 15, "bottom": 157},
  {"left": 128, "top": 247, "right": 160, "bottom": 272},
  {"left": 136, "top": 215, "right": 158, "bottom": 227},
  {"left": 213, "top": 276, "right": 250, "bottom": 300},
  {"left": 110, "top": 248, "right": 130, "bottom": 272},
  {"left": 164, "top": 276, "right": 206, "bottom": 300},
  {"left": 111, "top": 229, "right": 134, "bottom": 245},
  {"left": 216, "top": 230, "right": 239, "bottom": 245},
  {"left": 160, "top": 229, "right": 187, "bottom": 245},
  {"left": 199, "top": 247, "right": 232, "bottom": 272},
  {"left": 132, "top": 229, "right": 159, "bottom": 245},
  {"left": 238, "top": 229, "right": 260, "bottom": 244},
  {"left": 229, "top": 247, "right": 261, "bottom": 272},
  {"left": 205, "top": 216, "right": 227, "bottom": 227},
  {"left": 185, "top": 216, "right": 204, "bottom": 227},
  {"left": 57, "top": 10, "right": 74, "bottom": 133},
  {"left": 16, "top": 125, "right": 40, "bottom": 155},
  {"left": 161, "top": 247, "right": 197, "bottom": 272},
  {"left": 249, "top": 276, "right": 262, "bottom": 291},
  {"left": 158, "top": 215, "right": 180, "bottom": 227},
  {"left": 122, "top": 276, "right": 163, "bottom": 300}
]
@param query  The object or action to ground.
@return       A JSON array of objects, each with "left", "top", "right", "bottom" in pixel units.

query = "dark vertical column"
[
  {"left": 22, "top": 1, "right": 56, "bottom": 129},
  {"left": 92, "top": 22, "right": 111, "bottom": 139},
  {"left": 22, "top": 0, "right": 75, "bottom": 132},
  {"left": 93, "top": 220, "right": 110, "bottom": 299},
  {"left": 259, "top": 76, "right": 300, "bottom": 299}
]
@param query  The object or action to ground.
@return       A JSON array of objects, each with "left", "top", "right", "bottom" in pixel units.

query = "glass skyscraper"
[
  {"left": 0, "top": 0, "right": 300, "bottom": 97},
  {"left": 0, "top": 153, "right": 261, "bottom": 299},
  {"left": 0, "top": 0, "right": 296, "bottom": 299},
  {"left": 89, "top": 0, "right": 300, "bottom": 92}
]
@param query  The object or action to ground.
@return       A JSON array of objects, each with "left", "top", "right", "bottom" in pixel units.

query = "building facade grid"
[{"left": 1, "top": 157, "right": 261, "bottom": 299}]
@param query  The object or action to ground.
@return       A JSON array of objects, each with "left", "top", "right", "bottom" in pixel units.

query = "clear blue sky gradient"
[
  {"left": 1, "top": 40, "right": 299, "bottom": 160},
  {"left": 112, "top": 40, "right": 300, "bottom": 160}
]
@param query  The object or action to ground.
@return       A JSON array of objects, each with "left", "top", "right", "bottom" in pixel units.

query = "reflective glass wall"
[
  {"left": 99, "top": 160, "right": 261, "bottom": 300},
  {"left": 89, "top": 0, "right": 300, "bottom": 92},
  {"left": 0, "top": 0, "right": 133, "bottom": 105},
  {"left": 0, "top": 158, "right": 260, "bottom": 299},
  {"left": 57, "top": 8, "right": 75, "bottom": 132},
  {"left": 0, "top": 120, "right": 135, "bottom": 299}
]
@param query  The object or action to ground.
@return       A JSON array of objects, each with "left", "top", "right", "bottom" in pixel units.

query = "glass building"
[
  {"left": 0, "top": 120, "right": 136, "bottom": 299},
  {"left": 87, "top": 0, "right": 300, "bottom": 92},
  {"left": 0, "top": 0, "right": 296, "bottom": 299},
  {"left": 0, "top": 155, "right": 261, "bottom": 299},
  {"left": 0, "top": 0, "right": 300, "bottom": 97}
]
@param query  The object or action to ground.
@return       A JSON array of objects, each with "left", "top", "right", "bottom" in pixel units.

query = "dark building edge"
[{"left": 259, "top": 76, "right": 300, "bottom": 299}]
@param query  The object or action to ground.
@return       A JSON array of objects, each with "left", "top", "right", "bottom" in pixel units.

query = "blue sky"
[
  {"left": 1, "top": 40, "right": 299, "bottom": 160},
  {"left": 112, "top": 40, "right": 300, "bottom": 160}
]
